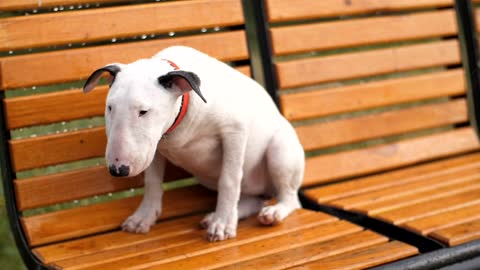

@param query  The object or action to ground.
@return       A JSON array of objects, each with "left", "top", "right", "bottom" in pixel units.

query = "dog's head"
[{"left": 83, "top": 58, "right": 206, "bottom": 177}]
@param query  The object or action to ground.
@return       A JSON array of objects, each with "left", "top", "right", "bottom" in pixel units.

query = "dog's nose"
[{"left": 109, "top": 164, "right": 130, "bottom": 177}]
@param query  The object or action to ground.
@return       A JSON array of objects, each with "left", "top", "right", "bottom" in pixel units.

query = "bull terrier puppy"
[{"left": 83, "top": 46, "right": 304, "bottom": 242}]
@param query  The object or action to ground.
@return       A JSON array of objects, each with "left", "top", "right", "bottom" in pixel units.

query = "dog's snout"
[{"left": 109, "top": 164, "right": 130, "bottom": 177}]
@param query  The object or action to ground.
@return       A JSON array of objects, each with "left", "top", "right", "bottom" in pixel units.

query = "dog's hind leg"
[
  {"left": 201, "top": 194, "right": 264, "bottom": 228},
  {"left": 258, "top": 120, "right": 304, "bottom": 225}
]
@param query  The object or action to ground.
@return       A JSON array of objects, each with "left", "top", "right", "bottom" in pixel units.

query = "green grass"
[{"left": 0, "top": 179, "right": 26, "bottom": 270}]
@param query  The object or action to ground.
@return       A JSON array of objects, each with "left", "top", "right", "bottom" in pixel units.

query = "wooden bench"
[{"left": 1, "top": 0, "right": 479, "bottom": 269}]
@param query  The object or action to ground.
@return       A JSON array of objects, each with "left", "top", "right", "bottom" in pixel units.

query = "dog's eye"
[
  {"left": 139, "top": 110, "right": 148, "bottom": 117},
  {"left": 108, "top": 105, "right": 112, "bottom": 112}
]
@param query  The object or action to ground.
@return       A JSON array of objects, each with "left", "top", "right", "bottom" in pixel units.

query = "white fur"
[{"left": 92, "top": 46, "right": 305, "bottom": 241}]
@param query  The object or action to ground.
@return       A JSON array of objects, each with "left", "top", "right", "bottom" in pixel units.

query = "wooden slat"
[
  {"left": 0, "top": 30, "right": 248, "bottom": 89},
  {"left": 114, "top": 221, "right": 362, "bottom": 270},
  {"left": 303, "top": 128, "right": 480, "bottom": 186},
  {"left": 45, "top": 210, "right": 335, "bottom": 269},
  {"left": 21, "top": 185, "right": 216, "bottom": 246},
  {"left": 276, "top": 39, "right": 460, "bottom": 89},
  {"left": 0, "top": 0, "right": 243, "bottom": 51},
  {"left": 352, "top": 177, "right": 480, "bottom": 215},
  {"left": 35, "top": 214, "right": 206, "bottom": 264},
  {"left": 14, "top": 162, "right": 190, "bottom": 210},
  {"left": 52, "top": 210, "right": 336, "bottom": 269},
  {"left": 430, "top": 218, "right": 480, "bottom": 246},
  {"left": 271, "top": 9, "right": 456, "bottom": 55},
  {"left": 281, "top": 69, "right": 465, "bottom": 121},
  {"left": 404, "top": 202, "right": 480, "bottom": 235},
  {"left": 296, "top": 99, "right": 467, "bottom": 152},
  {"left": 221, "top": 231, "right": 387, "bottom": 270},
  {"left": 235, "top": 65, "right": 251, "bottom": 77},
  {"left": 350, "top": 176, "right": 478, "bottom": 216},
  {"left": 4, "top": 65, "right": 250, "bottom": 129},
  {"left": 15, "top": 166, "right": 142, "bottom": 210},
  {"left": 331, "top": 166, "right": 480, "bottom": 210},
  {"left": 0, "top": 0, "right": 131, "bottom": 11},
  {"left": 10, "top": 127, "right": 106, "bottom": 171},
  {"left": 5, "top": 87, "right": 107, "bottom": 130},
  {"left": 267, "top": 0, "right": 453, "bottom": 22},
  {"left": 375, "top": 187, "right": 480, "bottom": 225},
  {"left": 304, "top": 152, "right": 480, "bottom": 203},
  {"left": 476, "top": 9, "right": 480, "bottom": 32},
  {"left": 36, "top": 210, "right": 327, "bottom": 264},
  {"left": 289, "top": 241, "right": 418, "bottom": 270}
]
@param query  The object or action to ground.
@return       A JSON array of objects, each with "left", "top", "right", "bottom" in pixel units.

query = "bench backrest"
[
  {"left": 0, "top": 0, "right": 252, "bottom": 247},
  {"left": 265, "top": 0, "right": 480, "bottom": 186}
]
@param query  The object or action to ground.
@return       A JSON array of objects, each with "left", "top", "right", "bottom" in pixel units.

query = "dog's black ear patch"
[
  {"left": 83, "top": 65, "right": 121, "bottom": 93},
  {"left": 158, "top": 70, "right": 207, "bottom": 103}
]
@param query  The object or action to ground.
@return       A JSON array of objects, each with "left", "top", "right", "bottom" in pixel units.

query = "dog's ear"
[
  {"left": 83, "top": 65, "right": 121, "bottom": 93},
  {"left": 158, "top": 70, "right": 207, "bottom": 103}
]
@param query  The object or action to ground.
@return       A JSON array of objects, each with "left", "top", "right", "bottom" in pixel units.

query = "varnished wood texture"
[
  {"left": 22, "top": 185, "right": 216, "bottom": 246},
  {"left": 303, "top": 128, "right": 479, "bottom": 186},
  {"left": 288, "top": 241, "right": 418, "bottom": 270},
  {"left": 267, "top": 0, "right": 453, "bottom": 22},
  {"left": 276, "top": 40, "right": 460, "bottom": 89},
  {"left": 0, "top": 0, "right": 132, "bottom": 11},
  {"left": 272, "top": 10, "right": 457, "bottom": 56},
  {"left": 305, "top": 153, "right": 480, "bottom": 246},
  {"left": 281, "top": 69, "right": 465, "bottom": 121},
  {"left": 0, "top": 31, "right": 249, "bottom": 89},
  {"left": 0, "top": 0, "right": 243, "bottom": 51},
  {"left": 29, "top": 209, "right": 416, "bottom": 270},
  {"left": 14, "top": 162, "right": 190, "bottom": 210}
]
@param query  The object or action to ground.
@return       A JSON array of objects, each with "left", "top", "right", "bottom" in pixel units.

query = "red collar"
[{"left": 162, "top": 59, "right": 189, "bottom": 135}]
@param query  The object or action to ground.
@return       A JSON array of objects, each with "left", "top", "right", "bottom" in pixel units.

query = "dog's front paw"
[
  {"left": 202, "top": 212, "right": 237, "bottom": 242},
  {"left": 121, "top": 207, "right": 161, "bottom": 234}
]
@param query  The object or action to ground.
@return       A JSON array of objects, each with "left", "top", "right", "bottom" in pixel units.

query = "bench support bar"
[
  {"left": 0, "top": 92, "right": 47, "bottom": 269},
  {"left": 456, "top": 0, "right": 480, "bottom": 140}
]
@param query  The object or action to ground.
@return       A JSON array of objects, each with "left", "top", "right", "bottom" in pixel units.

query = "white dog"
[{"left": 83, "top": 46, "right": 305, "bottom": 242}]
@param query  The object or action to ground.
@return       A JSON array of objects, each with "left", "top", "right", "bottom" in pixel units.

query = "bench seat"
[
  {"left": 304, "top": 152, "right": 480, "bottom": 247},
  {"left": 33, "top": 207, "right": 417, "bottom": 270}
]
